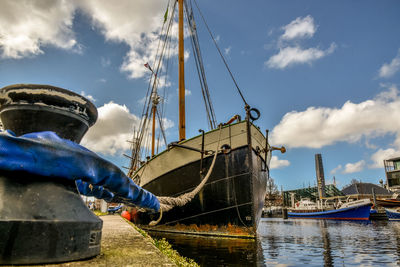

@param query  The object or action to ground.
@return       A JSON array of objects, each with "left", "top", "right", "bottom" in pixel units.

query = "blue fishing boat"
[
  {"left": 288, "top": 199, "right": 372, "bottom": 220},
  {"left": 385, "top": 208, "right": 400, "bottom": 221}
]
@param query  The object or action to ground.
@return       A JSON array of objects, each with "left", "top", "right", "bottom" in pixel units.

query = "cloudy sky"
[{"left": 1, "top": 0, "right": 400, "bottom": 190}]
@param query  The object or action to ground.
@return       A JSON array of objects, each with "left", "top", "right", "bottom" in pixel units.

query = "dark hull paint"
[
  {"left": 376, "top": 199, "right": 400, "bottom": 207},
  {"left": 137, "top": 145, "right": 268, "bottom": 232}
]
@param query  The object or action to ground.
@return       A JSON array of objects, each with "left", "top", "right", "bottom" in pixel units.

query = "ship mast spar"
[{"left": 178, "top": 0, "right": 186, "bottom": 141}]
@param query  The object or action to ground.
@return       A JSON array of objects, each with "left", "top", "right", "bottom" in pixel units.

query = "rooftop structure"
[
  {"left": 384, "top": 157, "right": 400, "bottom": 190},
  {"left": 342, "top": 182, "right": 392, "bottom": 199},
  {"left": 283, "top": 184, "right": 344, "bottom": 206}
]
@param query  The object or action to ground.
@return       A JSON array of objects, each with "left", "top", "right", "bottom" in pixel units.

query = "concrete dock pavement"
[{"left": 25, "top": 215, "right": 176, "bottom": 267}]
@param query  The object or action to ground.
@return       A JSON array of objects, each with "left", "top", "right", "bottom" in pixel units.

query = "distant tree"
[
  {"left": 267, "top": 177, "right": 279, "bottom": 196},
  {"left": 265, "top": 177, "right": 281, "bottom": 206},
  {"left": 350, "top": 178, "right": 360, "bottom": 185}
]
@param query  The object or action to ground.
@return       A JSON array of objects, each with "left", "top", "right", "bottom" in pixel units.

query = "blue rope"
[
  {"left": 76, "top": 179, "right": 115, "bottom": 202},
  {"left": 0, "top": 130, "right": 160, "bottom": 211}
]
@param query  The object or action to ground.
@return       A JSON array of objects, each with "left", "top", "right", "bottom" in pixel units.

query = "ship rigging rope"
[
  {"left": 149, "top": 124, "right": 223, "bottom": 226},
  {"left": 130, "top": 0, "right": 176, "bottom": 171},
  {"left": 192, "top": 0, "right": 249, "bottom": 107},
  {"left": 140, "top": 0, "right": 173, "bottom": 120},
  {"left": 184, "top": 0, "right": 217, "bottom": 129},
  {"left": 156, "top": 109, "right": 168, "bottom": 146}
]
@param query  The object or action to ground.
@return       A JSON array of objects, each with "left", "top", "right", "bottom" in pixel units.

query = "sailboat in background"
[{"left": 127, "top": 0, "right": 284, "bottom": 235}]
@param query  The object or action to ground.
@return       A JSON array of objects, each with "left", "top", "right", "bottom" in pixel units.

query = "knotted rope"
[{"left": 149, "top": 124, "right": 223, "bottom": 226}]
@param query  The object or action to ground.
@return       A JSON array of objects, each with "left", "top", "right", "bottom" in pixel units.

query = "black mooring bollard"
[{"left": 0, "top": 84, "right": 102, "bottom": 265}]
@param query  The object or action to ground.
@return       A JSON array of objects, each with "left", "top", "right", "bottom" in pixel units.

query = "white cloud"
[
  {"left": 364, "top": 139, "right": 377, "bottom": 149},
  {"left": 80, "top": 91, "right": 96, "bottom": 102},
  {"left": 281, "top": 15, "right": 316, "bottom": 41},
  {"left": 370, "top": 148, "right": 400, "bottom": 169},
  {"left": 343, "top": 160, "right": 365, "bottom": 174},
  {"left": 184, "top": 50, "right": 190, "bottom": 62},
  {"left": 379, "top": 49, "right": 400, "bottom": 78},
  {"left": 224, "top": 46, "right": 231, "bottom": 55},
  {"left": 76, "top": 0, "right": 178, "bottom": 80},
  {"left": 81, "top": 101, "right": 174, "bottom": 155},
  {"left": 270, "top": 84, "right": 400, "bottom": 149},
  {"left": 0, "top": 0, "right": 179, "bottom": 80},
  {"left": 176, "top": 88, "right": 192, "bottom": 96},
  {"left": 156, "top": 75, "right": 172, "bottom": 89},
  {"left": 266, "top": 43, "right": 336, "bottom": 69},
  {"left": 266, "top": 15, "right": 335, "bottom": 70},
  {"left": 0, "top": 0, "right": 79, "bottom": 59},
  {"left": 270, "top": 155, "right": 290, "bottom": 169},
  {"left": 330, "top": 164, "right": 342, "bottom": 175},
  {"left": 81, "top": 102, "right": 141, "bottom": 155},
  {"left": 101, "top": 57, "right": 111, "bottom": 67},
  {"left": 161, "top": 117, "right": 174, "bottom": 130},
  {"left": 77, "top": 0, "right": 166, "bottom": 43}
]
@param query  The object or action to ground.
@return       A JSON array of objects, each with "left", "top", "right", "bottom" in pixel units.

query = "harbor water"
[{"left": 149, "top": 218, "right": 400, "bottom": 266}]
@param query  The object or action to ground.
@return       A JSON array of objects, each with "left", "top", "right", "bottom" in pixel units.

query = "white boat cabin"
[
  {"left": 292, "top": 197, "right": 370, "bottom": 211},
  {"left": 294, "top": 198, "right": 319, "bottom": 210}
]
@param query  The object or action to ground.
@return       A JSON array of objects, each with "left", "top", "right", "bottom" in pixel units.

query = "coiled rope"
[{"left": 149, "top": 124, "right": 223, "bottom": 226}]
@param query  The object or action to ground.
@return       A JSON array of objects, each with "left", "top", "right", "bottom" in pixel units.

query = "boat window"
[
  {"left": 388, "top": 171, "right": 400, "bottom": 187},
  {"left": 394, "top": 160, "right": 400, "bottom": 170}
]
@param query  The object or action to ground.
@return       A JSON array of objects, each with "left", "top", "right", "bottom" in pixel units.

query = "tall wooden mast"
[
  {"left": 151, "top": 104, "right": 156, "bottom": 156},
  {"left": 178, "top": 0, "right": 186, "bottom": 140}
]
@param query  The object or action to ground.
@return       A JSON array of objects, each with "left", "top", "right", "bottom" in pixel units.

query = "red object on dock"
[
  {"left": 121, "top": 211, "right": 131, "bottom": 221},
  {"left": 130, "top": 208, "right": 138, "bottom": 223}
]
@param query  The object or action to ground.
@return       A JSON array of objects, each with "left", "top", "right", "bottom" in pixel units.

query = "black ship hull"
[{"left": 137, "top": 143, "right": 268, "bottom": 233}]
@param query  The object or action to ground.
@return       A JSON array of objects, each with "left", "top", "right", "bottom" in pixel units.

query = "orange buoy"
[{"left": 121, "top": 210, "right": 131, "bottom": 221}]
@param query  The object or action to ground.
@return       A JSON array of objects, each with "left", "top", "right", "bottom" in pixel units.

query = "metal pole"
[
  {"left": 151, "top": 105, "right": 156, "bottom": 156},
  {"left": 178, "top": 0, "right": 186, "bottom": 141},
  {"left": 372, "top": 187, "right": 377, "bottom": 209},
  {"left": 199, "top": 129, "right": 205, "bottom": 177}
]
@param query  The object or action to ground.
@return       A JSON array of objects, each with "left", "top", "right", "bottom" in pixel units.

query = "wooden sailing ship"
[{"left": 127, "top": 0, "right": 284, "bottom": 234}]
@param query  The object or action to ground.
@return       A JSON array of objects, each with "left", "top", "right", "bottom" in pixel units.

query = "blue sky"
[{"left": 1, "top": 0, "right": 400, "bottom": 190}]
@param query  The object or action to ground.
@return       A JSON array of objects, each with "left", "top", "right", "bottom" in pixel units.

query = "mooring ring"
[{"left": 249, "top": 108, "right": 260, "bottom": 121}]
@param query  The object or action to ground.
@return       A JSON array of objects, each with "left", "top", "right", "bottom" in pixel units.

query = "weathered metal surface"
[
  {"left": 0, "top": 84, "right": 102, "bottom": 264},
  {"left": 0, "top": 84, "right": 97, "bottom": 142},
  {"left": 0, "top": 176, "right": 102, "bottom": 264}
]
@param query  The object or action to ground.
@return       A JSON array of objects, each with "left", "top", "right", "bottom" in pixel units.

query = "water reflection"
[
  {"left": 320, "top": 220, "right": 333, "bottom": 267},
  {"left": 148, "top": 219, "right": 400, "bottom": 266},
  {"left": 391, "top": 222, "right": 400, "bottom": 266},
  {"left": 149, "top": 231, "right": 264, "bottom": 266}
]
